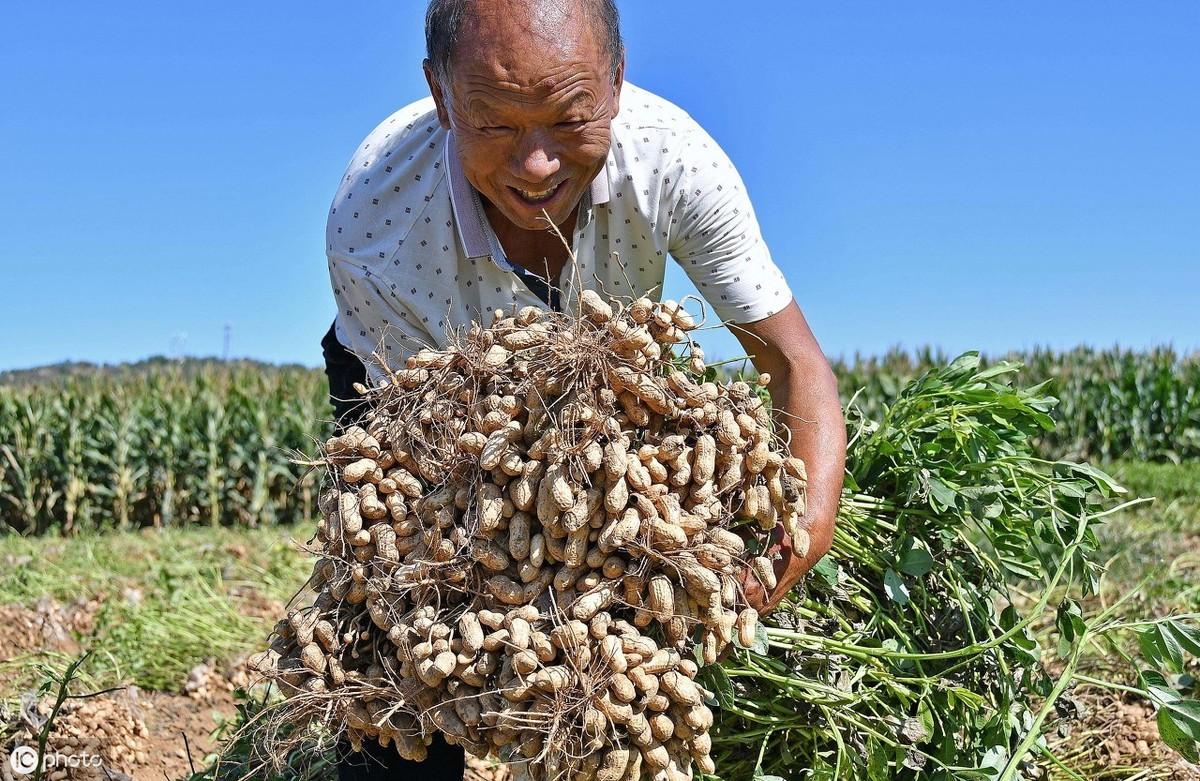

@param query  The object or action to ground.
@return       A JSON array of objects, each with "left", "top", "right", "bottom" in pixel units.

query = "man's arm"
[{"left": 732, "top": 299, "right": 846, "bottom": 614}]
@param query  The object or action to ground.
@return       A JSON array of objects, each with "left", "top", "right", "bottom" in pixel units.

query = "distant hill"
[{"left": 0, "top": 356, "right": 320, "bottom": 386}]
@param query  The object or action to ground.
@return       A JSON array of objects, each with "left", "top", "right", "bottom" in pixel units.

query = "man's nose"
[{"left": 511, "top": 130, "right": 561, "bottom": 183}]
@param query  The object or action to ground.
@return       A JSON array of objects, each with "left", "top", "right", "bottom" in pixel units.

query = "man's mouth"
[{"left": 510, "top": 181, "right": 564, "bottom": 206}]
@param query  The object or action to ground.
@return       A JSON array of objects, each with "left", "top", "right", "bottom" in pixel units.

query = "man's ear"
[
  {"left": 611, "top": 55, "right": 625, "bottom": 118},
  {"left": 423, "top": 59, "right": 452, "bottom": 129}
]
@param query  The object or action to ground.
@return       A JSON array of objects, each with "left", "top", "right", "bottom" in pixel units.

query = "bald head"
[{"left": 425, "top": 0, "right": 624, "bottom": 85}]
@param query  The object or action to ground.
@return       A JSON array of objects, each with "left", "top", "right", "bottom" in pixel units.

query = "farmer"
[{"left": 321, "top": 0, "right": 846, "bottom": 777}]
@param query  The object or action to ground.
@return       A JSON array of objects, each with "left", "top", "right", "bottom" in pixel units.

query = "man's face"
[{"left": 426, "top": 0, "right": 623, "bottom": 232}]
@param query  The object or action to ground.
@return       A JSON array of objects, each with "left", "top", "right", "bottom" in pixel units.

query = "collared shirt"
[{"left": 326, "top": 82, "right": 793, "bottom": 380}]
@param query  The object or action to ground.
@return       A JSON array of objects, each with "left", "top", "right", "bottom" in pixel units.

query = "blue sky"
[{"left": 2, "top": 1, "right": 1197, "bottom": 371}]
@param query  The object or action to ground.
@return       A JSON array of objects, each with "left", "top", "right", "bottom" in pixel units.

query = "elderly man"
[{"left": 323, "top": 0, "right": 845, "bottom": 777}]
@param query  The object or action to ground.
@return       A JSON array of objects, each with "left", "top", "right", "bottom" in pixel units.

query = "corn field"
[
  {"left": 0, "top": 363, "right": 328, "bottom": 535},
  {"left": 831, "top": 346, "right": 1200, "bottom": 463},
  {"left": 1, "top": 347, "right": 1196, "bottom": 535}
]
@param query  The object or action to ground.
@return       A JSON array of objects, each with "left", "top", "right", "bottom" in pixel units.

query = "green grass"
[
  {"left": 0, "top": 525, "right": 309, "bottom": 604},
  {"left": 1105, "top": 460, "right": 1200, "bottom": 506},
  {"left": 1090, "top": 461, "right": 1199, "bottom": 616},
  {"left": 0, "top": 526, "right": 310, "bottom": 698}
]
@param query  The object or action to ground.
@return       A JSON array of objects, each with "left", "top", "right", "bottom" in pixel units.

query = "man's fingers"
[
  {"left": 747, "top": 568, "right": 787, "bottom": 616},
  {"left": 739, "top": 566, "right": 765, "bottom": 612}
]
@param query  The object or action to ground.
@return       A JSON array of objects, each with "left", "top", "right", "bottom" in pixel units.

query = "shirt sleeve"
[{"left": 668, "top": 125, "right": 794, "bottom": 324}]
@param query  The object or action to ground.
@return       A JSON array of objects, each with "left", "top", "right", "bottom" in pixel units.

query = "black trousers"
[
  {"left": 321, "top": 322, "right": 369, "bottom": 432},
  {"left": 335, "top": 734, "right": 465, "bottom": 781}
]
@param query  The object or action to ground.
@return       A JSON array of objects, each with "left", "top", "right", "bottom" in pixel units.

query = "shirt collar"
[{"left": 445, "top": 129, "right": 611, "bottom": 262}]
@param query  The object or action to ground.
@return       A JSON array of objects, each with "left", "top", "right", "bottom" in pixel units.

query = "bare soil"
[
  {"left": 1047, "top": 690, "right": 1200, "bottom": 780},
  {"left": 2, "top": 598, "right": 1195, "bottom": 781},
  {"left": 1, "top": 597, "right": 262, "bottom": 781}
]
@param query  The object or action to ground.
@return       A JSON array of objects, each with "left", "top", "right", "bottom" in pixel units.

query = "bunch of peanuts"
[{"left": 259, "top": 291, "right": 806, "bottom": 781}]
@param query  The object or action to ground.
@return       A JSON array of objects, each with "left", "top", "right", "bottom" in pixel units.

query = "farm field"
[
  {"left": 0, "top": 462, "right": 1195, "bottom": 779},
  {"left": 3, "top": 347, "right": 1197, "bottom": 536},
  {"left": 6, "top": 1, "right": 1199, "bottom": 777},
  {"left": 0, "top": 526, "right": 302, "bottom": 780},
  {"left": 1, "top": 350, "right": 1198, "bottom": 780}
]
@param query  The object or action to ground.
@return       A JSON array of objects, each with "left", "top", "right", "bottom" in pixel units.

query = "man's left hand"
[
  {"left": 739, "top": 515, "right": 823, "bottom": 615},
  {"left": 729, "top": 299, "right": 847, "bottom": 617}
]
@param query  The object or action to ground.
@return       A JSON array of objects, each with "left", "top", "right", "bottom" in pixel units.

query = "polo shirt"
[{"left": 326, "top": 82, "right": 793, "bottom": 380}]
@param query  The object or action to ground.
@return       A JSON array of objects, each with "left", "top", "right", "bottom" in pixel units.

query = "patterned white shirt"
[{"left": 326, "top": 82, "right": 793, "bottom": 380}]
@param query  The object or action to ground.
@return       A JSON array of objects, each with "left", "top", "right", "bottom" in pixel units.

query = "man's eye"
[
  {"left": 556, "top": 120, "right": 586, "bottom": 130},
  {"left": 480, "top": 125, "right": 513, "bottom": 134}
]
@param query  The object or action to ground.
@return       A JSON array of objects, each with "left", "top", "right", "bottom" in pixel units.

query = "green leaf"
[
  {"left": 1138, "top": 627, "right": 1165, "bottom": 668},
  {"left": 1054, "top": 480, "right": 1087, "bottom": 499},
  {"left": 1055, "top": 600, "right": 1086, "bottom": 643},
  {"left": 998, "top": 604, "right": 1038, "bottom": 664},
  {"left": 1163, "top": 619, "right": 1200, "bottom": 658},
  {"left": 948, "top": 686, "right": 986, "bottom": 709},
  {"left": 703, "top": 664, "right": 736, "bottom": 710},
  {"left": 1164, "top": 699, "right": 1200, "bottom": 743},
  {"left": 811, "top": 555, "right": 839, "bottom": 588},
  {"left": 899, "top": 546, "right": 936, "bottom": 578},
  {"left": 1158, "top": 703, "right": 1200, "bottom": 763},
  {"left": 867, "top": 738, "right": 889, "bottom": 781},
  {"left": 753, "top": 769, "right": 787, "bottom": 781},
  {"left": 973, "top": 744, "right": 1007, "bottom": 776},
  {"left": 750, "top": 622, "right": 769, "bottom": 655},
  {"left": 926, "top": 477, "right": 957, "bottom": 511},
  {"left": 975, "top": 360, "right": 1023, "bottom": 381},
  {"left": 884, "top": 568, "right": 910, "bottom": 606},
  {"left": 943, "top": 352, "right": 981, "bottom": 380},
  {"left": 1139, "top": 670, "right": 1181, "bottom": 707},
  {"left": 1063, "top": 461, "right": 1127, "bottom": 495},
  {"left": 1156, "top": 624, "right": 1187, "bottom": 673},
  {"left": 994, "top": 533, "right": 1042, "bottom": 580},
  {"left": 917, "top": 700, "right": 936, "bottom": 739}
]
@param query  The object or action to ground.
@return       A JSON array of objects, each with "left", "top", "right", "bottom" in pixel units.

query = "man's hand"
[
  {"left": 732, "top": 300, "right": 846, "bottom": 615},
  {"left": 739, "top": 523, "right": 802, "bottom": 614}
]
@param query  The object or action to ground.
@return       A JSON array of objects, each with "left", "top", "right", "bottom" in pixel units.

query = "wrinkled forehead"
[{"left": 450, "top": 0, "right": 608, "bottom": 90}]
